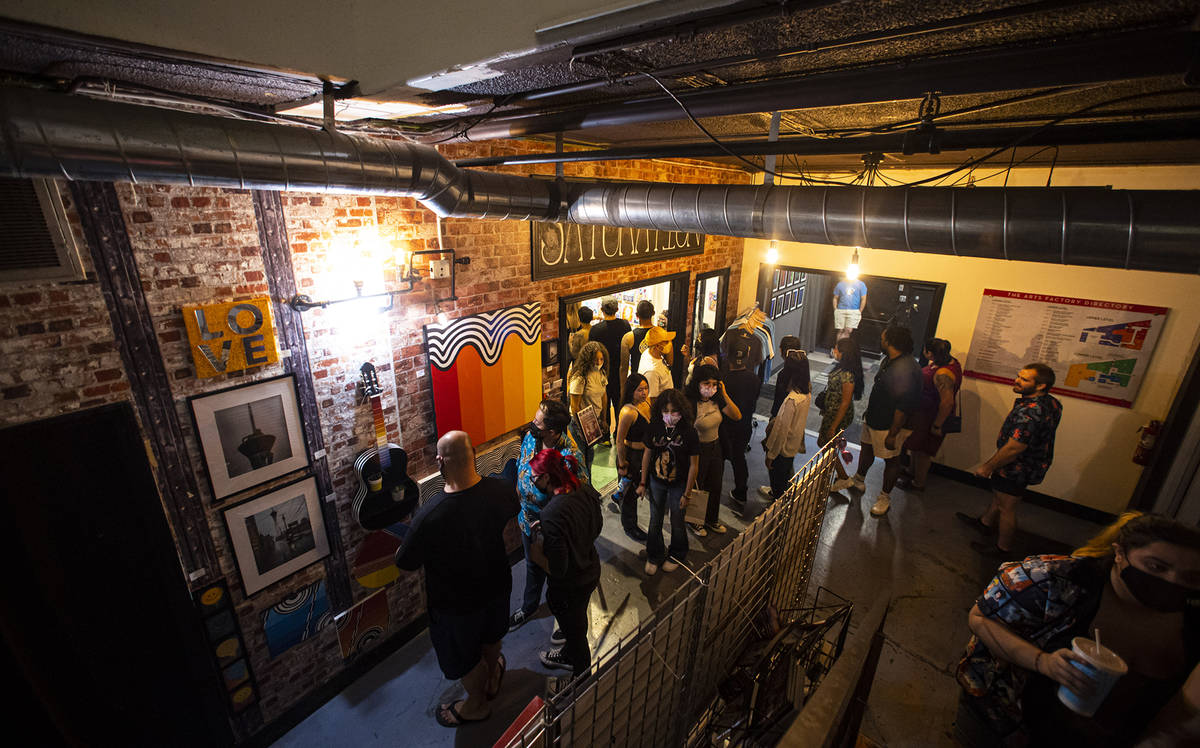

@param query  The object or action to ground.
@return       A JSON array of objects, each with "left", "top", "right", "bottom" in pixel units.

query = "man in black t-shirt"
[
  {"left": 395, "top": 431, "right": 519, "bottom": 728},
  {"left": 588, "top": 296, "right": 631, "bottom": 438}
]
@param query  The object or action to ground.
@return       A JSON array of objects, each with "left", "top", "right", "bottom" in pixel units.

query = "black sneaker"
[
  {"left": 540, "top": 647, "right": 574, "bottom": 671},
  {"left": 551, "top": 628, "right": 566, "bottom": 646},
  {"left": 608, "top": 498, "right": 621, "bottom": 514},
  {"left": 508, "top": 608, "right": 533, "bottom": 632},
  {"left": 956, "top": 512, "right": 996, "bottom": 537}
]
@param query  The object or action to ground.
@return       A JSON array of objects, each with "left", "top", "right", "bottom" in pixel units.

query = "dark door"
[
  {"left": 857, "top": 277, "right": 945, "bottom": 357},
  {"left": 0, "top": 403, "right": 233, "bottom": 746}
]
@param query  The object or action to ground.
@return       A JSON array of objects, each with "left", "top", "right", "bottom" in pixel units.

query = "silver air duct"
[{"left": 1, "top": 86, "right": 1198, "bottom": 273}]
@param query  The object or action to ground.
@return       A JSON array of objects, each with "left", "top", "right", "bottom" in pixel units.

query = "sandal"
[
  {"left": 435, "top": 701, "right": 489, "bottom": 727},
  {"left": 486, "top": 653, "right": 506, "bottom": 700}
]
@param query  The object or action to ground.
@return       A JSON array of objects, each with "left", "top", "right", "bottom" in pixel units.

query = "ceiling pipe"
[
  {"left": 451, "top": 118, "right": 1200, "bottom": 167},
  {"left": 435, "top": 26, "right": 1194, "bottom": 143},
  {"left": 1, "top": 86, "right": 1198, "bottom": 274}
]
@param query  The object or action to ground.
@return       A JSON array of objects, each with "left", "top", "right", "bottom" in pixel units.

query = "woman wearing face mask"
[
  {"left": 568, "top": 341, "right": 609, "bottom": 476},
  {"left": 636, "top": 389, "right": 700, "bottom": 576},
  {"left": 955, "top": 512, "right": 1200, "bottom": 747},
  {"left": 684, "top": 364, "right": 741, "bottom": 536},
  {"left": 611, "top": 374, "right": 651, "bottom": 542}
]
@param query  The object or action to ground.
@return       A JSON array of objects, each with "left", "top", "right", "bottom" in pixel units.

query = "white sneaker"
[
  {"left": 851, "top": 475, "right": 867, "bottom": 491},
  {"left": 757, "top": 485, "right": 773, "bottom": 499},
  {"left": 662, "top": 559, "right": 680, "bottom": 572},
  {"left": 829, "top": 476, "right": 856, "bottom": 493},
  {"left": 870, "top": 493, "right": 891, "bottom": 517},
  {"left": 644, "top": 561, "right": 659, "bottom": 576}
]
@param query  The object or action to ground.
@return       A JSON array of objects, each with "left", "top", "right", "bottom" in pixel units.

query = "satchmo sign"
[{"left": 530, "top": 221, "right": 705, "bottom": 281}]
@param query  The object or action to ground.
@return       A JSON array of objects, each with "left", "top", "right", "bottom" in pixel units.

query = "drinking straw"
[{"left": 1095, "top": 627, "right": 1102, "bottom": 652}]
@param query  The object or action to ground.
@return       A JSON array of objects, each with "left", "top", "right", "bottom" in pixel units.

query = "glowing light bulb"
[
  {"left": 436, "top": 310, "right": 450, "bottom": 325},
  {"left": 846, "top": 248, "right": 861, "bottom": 280},
  {"left": 765, "top": 240, "right": 779, "bottom": 265}
]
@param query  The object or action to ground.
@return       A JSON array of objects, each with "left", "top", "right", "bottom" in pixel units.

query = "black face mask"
[
  {"left": 528, "top": 422, "right": 543, "bottom": 440},
  {"left": 1120, "top": 564, "right": 1194, "bottom": 613}
]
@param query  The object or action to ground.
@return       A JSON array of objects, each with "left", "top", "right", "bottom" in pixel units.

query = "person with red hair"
[{"left": 526, "top": 448, "right": 603, "bottom": 676}]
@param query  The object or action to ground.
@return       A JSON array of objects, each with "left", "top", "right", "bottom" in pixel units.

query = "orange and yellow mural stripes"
[{"left": 424, "top": 303, "right": 542, "bottom": 447}]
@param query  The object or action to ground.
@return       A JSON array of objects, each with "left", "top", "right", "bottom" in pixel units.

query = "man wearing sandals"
[{"left": 395, "top": 431, "right": 518, "bottom": 727}]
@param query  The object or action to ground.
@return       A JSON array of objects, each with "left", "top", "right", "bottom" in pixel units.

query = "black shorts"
[
  {"left": 427, "top": 593, "right": 509, "bottom": 680},
  {"left": 990, "top": 473, "right": 1027, "bottom": 497}
]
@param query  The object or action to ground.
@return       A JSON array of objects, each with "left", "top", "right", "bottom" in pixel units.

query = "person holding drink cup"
[{"left": 955, "top": 512, "right": 1200, "bottom": 746}]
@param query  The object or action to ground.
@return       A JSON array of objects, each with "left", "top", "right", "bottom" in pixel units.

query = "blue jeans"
[
  {"left": 647, "top": 477, "right": 688, "bottom": 565},
  {"left": 520, "top": 531, "right": 546, "bottom": 615}
]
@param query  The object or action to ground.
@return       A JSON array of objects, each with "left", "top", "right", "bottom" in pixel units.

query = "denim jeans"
[
  {"left": 520, "top": 531, "right": 546, "bottom": 615},
  {"left": 616, "top": 448, "right": 643, "bottom": 532},
  {"left": 646, "top": 477, "right": 688, "bottom": 565}
]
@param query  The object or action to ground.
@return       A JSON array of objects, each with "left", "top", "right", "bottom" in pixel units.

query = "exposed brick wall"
[
  {"left": 0, "top": 142, "right": 749, "bottom": 736},
  {"left": 0, "top": 190, "right": 128, "bottom": 421}
]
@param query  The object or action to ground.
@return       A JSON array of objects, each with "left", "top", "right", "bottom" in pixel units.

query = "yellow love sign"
[{"left": 183, "top": 297, "right": 280, "bottom": 378}]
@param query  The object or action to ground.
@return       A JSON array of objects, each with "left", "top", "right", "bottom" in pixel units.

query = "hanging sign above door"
[
  {"left": 183, "top": 296, "right": 280, "bottom": 378},
  {"left": 530, "top": 221, "right": 705, "bottom": 281}
]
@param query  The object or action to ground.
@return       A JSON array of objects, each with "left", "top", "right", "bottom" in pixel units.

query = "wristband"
[{"left": 1033, "top": 651, "right": 1044, "bottom": 674}]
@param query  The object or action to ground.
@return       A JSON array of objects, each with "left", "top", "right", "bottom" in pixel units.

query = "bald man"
[{"left": 395, "top": 431, "right": 520, "bottom": 727}]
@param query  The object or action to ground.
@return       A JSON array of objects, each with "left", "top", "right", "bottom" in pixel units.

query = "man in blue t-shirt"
[{"left": 832, "top": 275, "right": 868, "bottom": 338}]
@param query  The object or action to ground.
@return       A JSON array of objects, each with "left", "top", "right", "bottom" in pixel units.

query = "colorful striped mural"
[{"left": 424, "top": 303, "right": 542, "bottom": 447}]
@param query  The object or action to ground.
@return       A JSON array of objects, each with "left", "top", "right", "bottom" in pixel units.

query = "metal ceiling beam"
[
  {"left": 450, "top": 118, "right": 1200, "bottom": 167},
  {"left": 444, "top": 26, "right": 1195, "bottom": 142}
]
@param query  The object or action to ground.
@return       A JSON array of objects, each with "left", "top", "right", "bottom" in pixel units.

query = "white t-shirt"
[
  {"left": 638, "top": 355, "right": 674, "bottom": 399},
  {"left": 568, "top": 369, "right": 608, "bottom": 415}
]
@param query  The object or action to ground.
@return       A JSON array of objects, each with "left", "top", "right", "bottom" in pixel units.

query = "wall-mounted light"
[
  {"left": 846, "top": 248, "right": 861, "bottom": 280},
  {"left": 288, "top": 247, "right": 471, "bottom": 314},
  {"left": 765, "top": 239, "right": 779, "bottom": 265}
]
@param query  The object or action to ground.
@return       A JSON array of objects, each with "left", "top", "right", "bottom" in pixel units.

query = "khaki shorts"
[
  {"left": 861, "top": 424, "right": 912, "bottom": 459},
  {"left": 834, "top": 309, "right": 862, "bottom": 330}
]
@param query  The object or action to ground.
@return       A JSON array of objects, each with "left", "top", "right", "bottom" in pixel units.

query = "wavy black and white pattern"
[
  {"left": 425, "top": 302, "right": 540, "bottom": 370},
  {"left": 417, "top": 434, "right": 523, "bottom": 503}
]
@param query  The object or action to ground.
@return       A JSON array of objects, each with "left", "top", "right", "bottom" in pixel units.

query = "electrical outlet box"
[{"left": 430, "top": 260, "right": 451, "bottom": 279}]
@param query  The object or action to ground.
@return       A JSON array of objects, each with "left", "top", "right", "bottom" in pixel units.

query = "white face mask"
[
  {"left": 662, "top": 412, "right": 681, "bottom": 427},
  {"left": 699, "top": 384, "right": 717, "bottom": 399}
]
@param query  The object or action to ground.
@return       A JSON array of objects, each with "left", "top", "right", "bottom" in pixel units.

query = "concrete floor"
[{"left": 272, "top": 369, "right": 1103, "bottom": 748}]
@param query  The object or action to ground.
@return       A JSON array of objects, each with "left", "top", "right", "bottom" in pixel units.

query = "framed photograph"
[
  {"left": 541, "top": 338, "right": 559, "bottom": 368},
  {"left": 576, "top": 405, "right": 604, "bottom": 446},
  {"left": 222, "top": 475, "right": 329, "bottom": 596},
  {"left": 189, "top": 374, "right": 309, "bottom": 500}
]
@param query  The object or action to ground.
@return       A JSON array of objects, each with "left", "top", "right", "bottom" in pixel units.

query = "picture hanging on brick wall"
[
  {"left": 189, "top": 373, "right": 310, "bottom": 500},
  {"left": 222, "top": 475, "right": 330, "bottom": 597},
  {"left": 334, "top": 588, "right": 390, "bottom": 660},
  {"left": 423, "top": 302, "right": 542, "bottom": 448},
  {"left": 261, "top": 578, "right": 333, "bottom": 659}
]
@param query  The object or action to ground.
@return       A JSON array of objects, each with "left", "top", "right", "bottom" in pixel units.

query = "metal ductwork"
[{"left": 1, "top": 86, "right": 1198, "bottom": 274}]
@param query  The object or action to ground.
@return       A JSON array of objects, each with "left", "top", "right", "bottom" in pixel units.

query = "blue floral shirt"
[
  {"left": 996, "top": 393, "right": 1062, "bottom": 486},
  {"left": 516, "top": 429, "right": 588, "bottom": 536}
]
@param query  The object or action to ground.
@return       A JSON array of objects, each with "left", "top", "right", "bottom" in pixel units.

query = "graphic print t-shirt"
[
  {"left": 643, "top": 420, "right": 700, "bottom": 485},
  {"left": 834, "top": 279, "right": 867, "bottom": 309}
]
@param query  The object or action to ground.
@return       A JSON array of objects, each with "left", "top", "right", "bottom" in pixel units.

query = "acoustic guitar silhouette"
[{"left": 352, "top": 362, "right": 419, "bottom": 531}]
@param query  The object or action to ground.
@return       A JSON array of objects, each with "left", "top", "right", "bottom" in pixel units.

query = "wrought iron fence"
[{"left": 502, "top": 437, "right": 842, "bottom": 748}]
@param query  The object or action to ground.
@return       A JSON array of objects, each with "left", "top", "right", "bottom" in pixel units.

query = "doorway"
[
  {"left": 558, "top": 272, "right": 690, "bottom": 492},
  {"left": 693, "top": 268, "right": 731, "bottom": 342}
]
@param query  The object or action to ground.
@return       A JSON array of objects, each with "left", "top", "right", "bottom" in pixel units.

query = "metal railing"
[{"left": 502, "top": 437, "right": 842, "bottom": 747}]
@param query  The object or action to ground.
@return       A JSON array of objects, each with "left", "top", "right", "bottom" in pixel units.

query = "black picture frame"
[
  {"left": 188, "top": 373, "right": 310, "bottom": 501},
  {"left": 221, "top": 475, "right": 330, "bottom": 596}
]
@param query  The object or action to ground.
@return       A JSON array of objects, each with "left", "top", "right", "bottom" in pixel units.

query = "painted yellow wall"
[{"left": 737, "top": 166, "right": 1200, "bottom": 514}]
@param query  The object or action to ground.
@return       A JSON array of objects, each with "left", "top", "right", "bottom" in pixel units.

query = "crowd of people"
[{"left": 393, "top": 296, "right": 1199, "bottom": 745}]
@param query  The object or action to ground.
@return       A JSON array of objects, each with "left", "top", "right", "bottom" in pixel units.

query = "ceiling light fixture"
[
  {"left": 765, "top": 239, "right": 779, "bottom": 265},
  {"left": 846, "top": 248, "right": 861, "bottom": 280}
]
